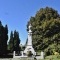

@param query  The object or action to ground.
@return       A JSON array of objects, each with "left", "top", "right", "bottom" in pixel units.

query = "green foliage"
[
  {"left": 8, "top": 31, "right": 14, "bottom": 52},
  {"left": 8, "top": 30, "right": 20, "bottom": 52},
  {"left": 0, "top": 21, "right": 8, "bottom": 55},
  {"left": 14, "top": 30, "right": 20, "bottom": 51},
  {"left": 45, "top": 55, "right": 60, "bottom": 60},
  {"left": 0, "top": 21, "right": 21, "bottom": 55},
  {"left": 27, "top": 7, "right": 60, "bottom": 55}
]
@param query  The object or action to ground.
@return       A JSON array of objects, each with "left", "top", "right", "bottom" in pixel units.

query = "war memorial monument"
[{"left": 13, "top": 24, "right": 44, "bottom": 60}]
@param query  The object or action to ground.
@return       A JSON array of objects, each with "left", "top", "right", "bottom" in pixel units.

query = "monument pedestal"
[{"left": 24, "top": 45, "right": 36, "bottom": 55}]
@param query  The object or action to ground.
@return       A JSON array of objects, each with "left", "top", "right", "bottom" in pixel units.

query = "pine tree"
[
  {"left": 0, "top": 21, "right": 8, "bottom": 55},
  {"left": 9, "top": 31, "right": 14, "bottom": 52},
  {"left": 8, "top": 30, "right": 20, "bottom": 52},
  {"left": 14, "top": 30, "right": 20, "bottom": 51}
]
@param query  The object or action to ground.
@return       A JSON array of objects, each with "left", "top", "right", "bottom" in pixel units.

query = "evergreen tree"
[
  {"left": 0, "top": 21, "right": 3, "bottom": 55},
  {"left": 9, "top": 31, "right": 14, "bottom": 52},
  {"left": 4, "top": 25, "right": 8, "bottom": 53},
  {"left": 14, "top": 30, "right": 20, "bottom": 51},
  {"left": 8, "top": 30, "right": 20, "bottom": 52},
  {"left": 0, "top": 21, "right": 8, "bottom": 55}
]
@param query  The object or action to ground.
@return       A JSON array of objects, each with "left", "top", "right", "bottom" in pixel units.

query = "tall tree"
[
  {"left": 27, "top": 7, "right": 60, "bottom": 52},
  {"left": 8, "top": 31, "right": 14, "bottom": 52},
  {"left": 8, "top": 30, "right": 20, "bottom": 52},
  {"left": 3, "top": 25, "right": 8, "bottom": 54},
  {"left": 0, "top": 21, "right": 8, "bottom": 55},
  {"left": 0, "top": 21, "right": 3, "bottom": 55},
  {"left": 14, "top": 30, "right": 20, "bottom": 51}
]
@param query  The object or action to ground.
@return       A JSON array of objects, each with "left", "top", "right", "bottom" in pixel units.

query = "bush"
[{"left": 54, "top": 52, "right": 59, "bottom": 55}]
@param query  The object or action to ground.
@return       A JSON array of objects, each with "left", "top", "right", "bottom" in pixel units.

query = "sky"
[{"left": 0, "top": 0, "right": 60, "bottom": 45}]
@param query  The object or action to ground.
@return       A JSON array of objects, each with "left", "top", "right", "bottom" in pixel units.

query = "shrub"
[{"left": 54, "top": 52, "right": 59, "bottom": 55}]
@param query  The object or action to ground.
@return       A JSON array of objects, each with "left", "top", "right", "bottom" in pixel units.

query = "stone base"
[{"left": 24, "top": 45, "right": 36, "bottom": 55}]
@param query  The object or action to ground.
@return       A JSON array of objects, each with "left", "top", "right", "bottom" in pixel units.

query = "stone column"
[{"left": 13, "top": 51, "right": 15, "bottom": 58}]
